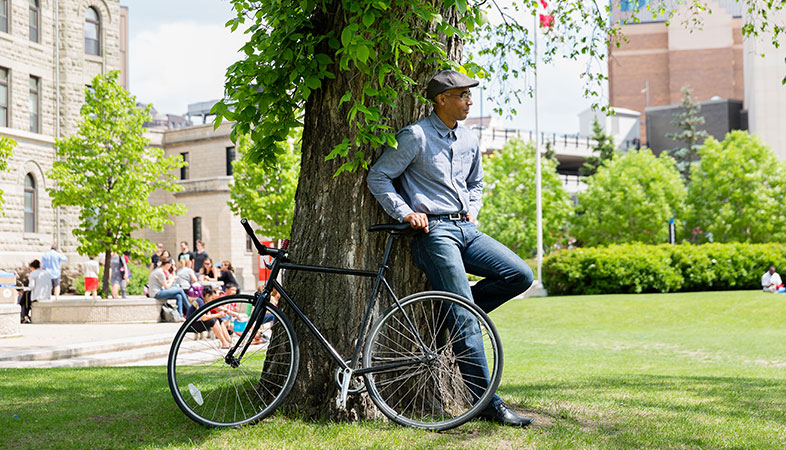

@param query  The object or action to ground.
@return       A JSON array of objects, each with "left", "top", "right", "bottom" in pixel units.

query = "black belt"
[{"left": 428, "top": 213, "right": 466, "bottom": 221}]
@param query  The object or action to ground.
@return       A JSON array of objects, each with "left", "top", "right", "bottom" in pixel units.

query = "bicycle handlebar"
[{"left": 241, "top": 218, "right": 283, "bottom": 257}]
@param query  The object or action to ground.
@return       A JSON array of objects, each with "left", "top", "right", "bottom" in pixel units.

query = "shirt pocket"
[{"left": 416, "top": 149, "right": 452, "bottom": 180}]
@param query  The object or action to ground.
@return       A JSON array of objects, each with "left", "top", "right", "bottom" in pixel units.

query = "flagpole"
[{"left": 533, "top": 10, "right": 543, "bottom": 289}]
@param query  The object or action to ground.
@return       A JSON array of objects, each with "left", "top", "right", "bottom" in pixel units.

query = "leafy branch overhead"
[{"left": 215, "top": 0, "right": 784, "bottom": 173}]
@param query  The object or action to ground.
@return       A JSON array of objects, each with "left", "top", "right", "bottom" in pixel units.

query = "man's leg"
[
  {"left": 410, "top": 223, "right": 502, "bottom": 408},
  {"left": 461, "top": 224, "right": 534, "bottom": 314}
]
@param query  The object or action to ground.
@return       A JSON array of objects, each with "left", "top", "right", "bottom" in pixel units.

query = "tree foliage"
[
  {"left": 0, "top": 136, "right": 15, "bottom": 213},
  {"left": 573, "top": 148, "right": 686, "bottom": 246},
  {"left": 228, "top": 133, "right": 300, "bottom": 242},
  {"left": 47, "top": 71, "right": 186, "bottom": 295},
  {"left": 479, "top": 139, "right": 572, "bottom": 257},
  {"left": 579, "top": 118, "right": 616, "bottom": 177},
  {"left": 666, "top": 87, "right": 708, "bottom": 182},
  {"left": 685, "top": 131, "right": 786, "bottom": 243}
]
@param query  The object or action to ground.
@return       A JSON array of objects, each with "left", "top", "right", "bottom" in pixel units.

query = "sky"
[{"left": 123, "top": 0, "right": 604, "bottom": 134}]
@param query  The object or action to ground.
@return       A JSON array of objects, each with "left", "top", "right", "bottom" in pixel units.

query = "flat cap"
[{"left": 426, "top": 70, "right": 479, "bottom": 99}]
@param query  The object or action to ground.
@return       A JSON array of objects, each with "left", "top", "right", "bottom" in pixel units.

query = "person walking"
[
  {"left": 367, "top": 69, "right": 535, "bottom": 427},
  {"left": 109, "top": 252, "right": 129, "bottom": 299},
  {"left": 41, "top": 244, "right": 67, "bottom": 300}
]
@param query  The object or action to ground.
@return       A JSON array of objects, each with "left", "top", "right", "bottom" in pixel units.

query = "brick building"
[
  {"left": 608, "top": 0, "right": 744, "bottom": 142},
  {"left": 0, "top": 0, "right": 128, "bottom": 269}
]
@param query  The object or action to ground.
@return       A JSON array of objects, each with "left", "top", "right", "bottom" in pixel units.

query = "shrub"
[
  {"left": 73, "top": 263, "right": 148, "bottom": 297},
  {"left": 543, "top": 243, "right": 786, "bottom": 295}
]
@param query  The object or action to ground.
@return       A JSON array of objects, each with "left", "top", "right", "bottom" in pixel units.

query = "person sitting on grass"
[
  {"left": 186, "top": 285, "right": 233, "bottom": 349},
  {"left": 762, "top": 265, "right": 783, "bottom": 293}
]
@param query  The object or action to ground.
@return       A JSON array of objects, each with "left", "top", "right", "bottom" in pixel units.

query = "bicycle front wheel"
[
  {"left": 167, "top": 294, "right": 299, "bottom": 427},
  {"left": 363, "top": 291, "right": 503, "bottom": 431}
]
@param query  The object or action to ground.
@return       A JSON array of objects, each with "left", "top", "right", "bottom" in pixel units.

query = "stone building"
[
  {"left": 0, "top": 0, "right": 128, "bottom": 270},
  {"left": 608, "top": 0, "right": 744, "bottom": 142},
  {"left": 140, "top": 117, "right": 258, "bottom": 292}
]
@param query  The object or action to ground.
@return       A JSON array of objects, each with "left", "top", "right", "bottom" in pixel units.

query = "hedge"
[{"left": 542, "top": 243, "right": 786, "bottom": 295}]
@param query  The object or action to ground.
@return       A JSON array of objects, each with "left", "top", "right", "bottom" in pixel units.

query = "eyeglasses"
[{"left": 443, "top": 91, "right": 472, "bottom": 101}]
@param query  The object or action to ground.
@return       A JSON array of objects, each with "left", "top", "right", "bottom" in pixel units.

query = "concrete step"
[
  {"left": 0, "top": 332, "right": 177, "bottom": 363},
  {"left": 0, "top": 341, "right": 176, "bottom": 368}
]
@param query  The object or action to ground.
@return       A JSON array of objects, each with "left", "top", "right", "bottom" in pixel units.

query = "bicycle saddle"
[{"left": 367, "top": 223, "right": 415, "bottom": 235}]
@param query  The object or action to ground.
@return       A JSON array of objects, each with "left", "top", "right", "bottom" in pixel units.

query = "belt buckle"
[{"left": 447, "top": 213, "right": 462, "bottom": 221}]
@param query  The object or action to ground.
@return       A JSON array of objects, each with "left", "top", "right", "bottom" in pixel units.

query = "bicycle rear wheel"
[
  {"left": 167, "top": 294, "right": 299, "bottom": 427},
  {"left": 363, "top": 291, "right": 503, "bottom": 431}
]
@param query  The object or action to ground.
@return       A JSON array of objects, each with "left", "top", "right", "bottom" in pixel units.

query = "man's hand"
[
  {"left": 466, "top": 212, "right": 477, "bottom": 223},
  {"left": 404, "top": 213, "right": 429, "bottom": 233}
]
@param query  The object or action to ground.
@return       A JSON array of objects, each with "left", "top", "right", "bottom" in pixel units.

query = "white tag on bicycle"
[{"left": 188, "top": 383, "right": 204, "bottom": 406}]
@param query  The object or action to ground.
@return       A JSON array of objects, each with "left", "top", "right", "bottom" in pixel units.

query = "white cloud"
[{"left": 128, "top": 21, "right": 248, "bottom": 115}]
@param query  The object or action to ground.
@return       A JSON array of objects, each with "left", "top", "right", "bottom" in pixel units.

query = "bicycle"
[{"left": 167, "top": 218, "right": 504, "bottom": 431}]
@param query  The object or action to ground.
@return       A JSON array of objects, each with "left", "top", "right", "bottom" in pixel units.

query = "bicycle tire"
[
  {"left": 363, "top": 291, "right": 503, "bottom": 431},
  {"left": 167, "top": 294, "right": 299, "bottom": 427}
]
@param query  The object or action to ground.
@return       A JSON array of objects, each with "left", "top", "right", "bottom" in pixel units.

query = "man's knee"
[{"left": 505, "top": 263, "right": 534, "bottom": 294}]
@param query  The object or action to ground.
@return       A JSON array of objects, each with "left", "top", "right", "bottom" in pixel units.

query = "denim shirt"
[{"left": 367, "top": 112, "right": 484, "bottom": 222}]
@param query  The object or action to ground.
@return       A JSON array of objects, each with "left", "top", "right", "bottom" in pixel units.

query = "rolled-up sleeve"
[
  {"left": 367, "top": 129, "right": 422, "bottom": 221},
  {"left": 466, "top": 146, "right": 484, "bottom": 218}
]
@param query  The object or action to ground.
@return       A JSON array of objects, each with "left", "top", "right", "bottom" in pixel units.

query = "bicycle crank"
[{"left": 333, "top": 360, "right": 366, "bottom": 394}]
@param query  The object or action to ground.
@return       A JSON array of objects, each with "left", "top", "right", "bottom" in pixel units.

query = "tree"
[
  {"left": 47, "top": 71, "right": 186, "bottom": 297},
  {"left": 685, "top": 131, "right": 786, "bottom": 243},
  {"left": 479, "top": 139, "right": 572, "bottom": 258},
  {"left": 216, "top": 0, "right": 784, "bottom": 420},
  {"left": 579, "top": 118, "right": 616, "bottom": 177},
  {"left": 666, "top": 87, "right": 708, "bottom": 182},
  {"left": 0, "top": 137, "right": 15, "bottom": 214},
  {"left": 228, "top": 133, "right": 300, "bottom": 242},
  {"left": 573, "top": 149, "right": 686, "bottom": 246}
]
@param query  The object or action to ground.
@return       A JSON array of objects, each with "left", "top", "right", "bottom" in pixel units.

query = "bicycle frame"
[{"left": 225, "top": 232, "right": 429, "bottom": 376}]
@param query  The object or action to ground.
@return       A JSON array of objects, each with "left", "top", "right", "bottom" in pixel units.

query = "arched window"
[
  {"left": 84, "top": 7, "right": 100, "bottom": 55},
  {"left": 24, "top": 173, "right": 36, "bottom": 233}
]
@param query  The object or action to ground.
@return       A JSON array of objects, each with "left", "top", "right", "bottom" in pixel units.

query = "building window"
[
  {"left": 0, "top": 68, "right": 8, "bottom": 127},
  {"left": 0, "top": 0, "right": 9, "bottom": 33},
  {"left": 226, "top": 146, "right": 235, "bottom": 176},
  {"left": 180, "top": 152, "right": 189, "bottom": 180},
  {"left": 246, "top": 234, "right": 253, "bottom": 253},
  {"left": 192, "top": 217, "right": 202, "bottom": 249},
  {"left": 29, "top": 0, "right": 39, "bottom": 42},
  {"left": 620, "top": 0, "right": 648, "bottom": 12},
  {"left": 84, "top": 7, "right": 100, "bottom": 55},
  {"left": 29, "top": 76, "right": 39, "bottom": 133},
  {"left": 24, "top": 174, "right": 36, "bottom": 233}
]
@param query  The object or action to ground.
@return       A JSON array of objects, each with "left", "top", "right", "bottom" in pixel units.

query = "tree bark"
[{"left": 275, "top": 3, "right": 464, "bottom": 420}]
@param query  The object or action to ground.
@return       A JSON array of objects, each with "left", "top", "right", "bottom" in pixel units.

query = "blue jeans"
[
  {"left": 155, "top": 288, "right": 188, "bottom": 316},
  {"left": 410, "top": 219, "right": 534, "bottom": 408}
]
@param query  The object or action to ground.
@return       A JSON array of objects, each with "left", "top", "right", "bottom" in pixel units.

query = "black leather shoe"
[{"left": 477, "top": 402, "right": 534, "bottom": 427}]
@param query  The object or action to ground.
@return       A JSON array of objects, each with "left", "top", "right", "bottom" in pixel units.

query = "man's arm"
[{"left": 367, "top": 129, "right": 422, "bottom": 222}]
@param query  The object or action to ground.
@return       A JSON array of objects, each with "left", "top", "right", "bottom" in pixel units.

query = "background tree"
[
  {"left": 217, "top": 0, "right": 784, "bottom": 420},
  {"left": 579, "top": 118, "right": 616, "bottom": 177},
  {"left": 0, "top": 137, "right": 15, "bottom": 214},
  {"left": 666, "top": 87, "right": 708, "bottom": 182},
  {"left": 685, "top": 131, "right": 786, "bottom": 243},
  {"left": 573, "top": 149, "right": 686, "bottom": 246},
  {"left": 479, "top": 139, "right": 572, "bottom": 258},
  {"left": 228, "top": 133, "right": 300, "bottom": 242},
  {"left": 48, "top": 71, "right": 186, "bottom": 297}
]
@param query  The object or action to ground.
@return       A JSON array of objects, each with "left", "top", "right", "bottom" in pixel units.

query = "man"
[
  {"left": 762, "top": 265, "right": 782, "bottom": 293},
  {"left": 178, "top": 241, "right": 195, "bottom": 268},
  {"left": 148, "top": 257, "right": 187, "bottom": 318},
  {"left": 367, "top": 69, "right": 535, "bottom": 427},
  {"left": 194, "top": 240, "right": 209, "bottom": 273},
  {"left": 151, "top": 242, "right": 164, "bottom": 270},
  {"left": 41, "top": 244, "right": 67, "bottom": 300}
]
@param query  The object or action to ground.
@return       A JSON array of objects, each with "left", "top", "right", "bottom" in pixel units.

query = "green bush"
[{"left": 543, "top": 243, "right": 786, "bottom": 295}]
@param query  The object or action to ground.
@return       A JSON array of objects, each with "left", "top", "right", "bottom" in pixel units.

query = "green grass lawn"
[{"left": 2, "top": 290, "right": 786, "bottom": 449}]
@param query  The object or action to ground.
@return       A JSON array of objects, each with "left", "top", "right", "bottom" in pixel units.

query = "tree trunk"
[
  {"left": 275, "top": 4, "right": 464, "bottom": 420},
  {"left": 102, "top": 250, "right": 112, "bottom": 298}
]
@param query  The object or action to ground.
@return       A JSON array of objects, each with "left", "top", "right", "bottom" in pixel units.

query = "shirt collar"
[{"left": 428, "top": 111, "right": 456, "bottom": 138}]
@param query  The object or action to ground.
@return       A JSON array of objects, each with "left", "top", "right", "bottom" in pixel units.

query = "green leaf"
[
  {"left": 362, "top": 11, "right": 375, "bottom": 28},
  {"left": 356, "top": 44, "right": 370, "bottom": 63},
  {"left": 455, "top": 0, "right": 467, "bottom": 15}
]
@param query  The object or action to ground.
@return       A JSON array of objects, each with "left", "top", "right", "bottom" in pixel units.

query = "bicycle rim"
[
  {"left": 167, "top": 294, "right": 299, "bottom": 427},
  {"left": 363, "top": 291, "right": 503, "bottom": 431}
]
